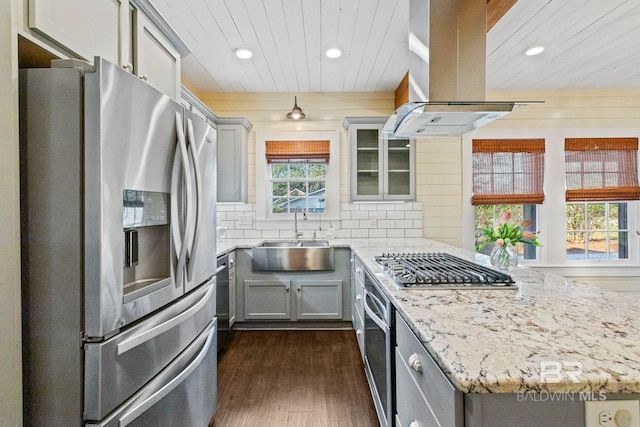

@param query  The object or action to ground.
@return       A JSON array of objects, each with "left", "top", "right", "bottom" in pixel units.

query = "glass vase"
[{"left": 489, "top": 244, "right": 518, "bottom": 271}]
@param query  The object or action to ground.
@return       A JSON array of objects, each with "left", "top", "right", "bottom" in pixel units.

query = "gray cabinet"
[
  {"left": 216, "top": 118, "right": 251, "bottom": 203},
  {"left": 344, "top": 117, "right": 415, "bottom": 202},
  {"left": 228, "top": 253, "right": 236, "bottom": 327},
  {"left": 395, "top": 312, "right": 464, "bottom": 427},
  {"left": 244, "top": 280, "right": 291, "bottom": 320},
  {"left": 131, "top": 5, "right": 181, "bottom": 99},
  {"left": 295, "top": 280, "right": 343, "bottom": 320},
  {"left": 352, "top": 256, "right": 365, "bottom": 359},
  {"left": 243, "top": 279, "right": 343, "bottom": 321},
  {"left": 27, "top": 0, "right": 125, "bottom": 65}
]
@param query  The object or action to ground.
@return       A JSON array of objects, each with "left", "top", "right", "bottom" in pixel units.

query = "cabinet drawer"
[
  {"left": 395, "top": 347, "right": 441, "bottom": 427},
  {"left": 395, "top": 312, "right": 463, "bottom": 427}
]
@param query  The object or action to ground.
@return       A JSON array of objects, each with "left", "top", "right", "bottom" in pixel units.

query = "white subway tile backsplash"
[
  {"left": 377, "top": 220, "right": 395, "bottom": 228},
  {"left": 387, "top": 211, "right": 405, "bottom": 220},
  {"left": 387, "top": 229, "right": 405, "bottom": 238},
  {"left": 243, "top": 229, "right": 263, "bottom": 239},
  {"left": 352, "top": 229, "right": 369, "bottom": 238},
  {"left": 334, "top": 229, "right": 351, "bottom": 238},
  {"left": 341, "top": 203, "right": 360, "bottom": 211},
  {"left": 405, "top": 228, "right": 423, "bottom": 238},
  {"left": 395, "top": 219, "right": 413, "bottom": 228},
  {"left": 369, "top": 228, "right": 387, "bottom": 238},
  {"left": 405, "top": 211, "right": 423, "bottom": 220},
  {"left": 370, "top": 211, "right": 387, "bottom": 220},
  {"left": 216, "top": 201, "right": 423, "bottom": 242},
  {"left": 217, "top": 204, "right": 236, "bottom": 212},
  {"left": 351, "top": 210, "right": 369, "bottom": 220},
  {"left": 235, "top": 204, "right": 255, "bottom": 212},
  {"left": 359, "top": 220, "right": 373, "bottom": 229},
  {"left": 341, "top": 219, "right": 360, "bottom": 229},
  {"left": 226, "top": 229, "right": 244, "bottom": 239},
  {"left": 218, "top": 220, "right": 235, "bottom": 229}
]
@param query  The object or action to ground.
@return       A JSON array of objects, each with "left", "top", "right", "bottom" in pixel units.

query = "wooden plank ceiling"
[{"left": 152, "top": 0, "right": 640, "bottom": 93}]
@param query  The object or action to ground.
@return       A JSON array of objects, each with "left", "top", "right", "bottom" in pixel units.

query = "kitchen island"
[{"left": 217, "top": 237, "right": 640, "bottom": 426}]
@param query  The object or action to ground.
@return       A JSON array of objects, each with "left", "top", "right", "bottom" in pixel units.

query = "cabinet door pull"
[
  {"left": 408, "top": 353, "right": 423, "bottom": 373},
  {"left": 356, "top": 294, "right": 362, "bottom": 301},
  {"left": 355, "top": 267, "right": 363, "bottom": 273},
  {"left": 356, "top": 329, "right": 362, "bottom": 336},
  {"left": 408, "top": 421, "right": 420, "bottom": 427},
  {"left": 123, "top": 63, "right": 133, "bottom": 72}
]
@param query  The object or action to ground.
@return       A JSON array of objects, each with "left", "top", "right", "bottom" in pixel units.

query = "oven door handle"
[{"left": 364, "top": 289, "right": 389, "bottom": 332}]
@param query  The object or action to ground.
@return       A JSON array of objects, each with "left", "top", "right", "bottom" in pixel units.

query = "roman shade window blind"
[
  {"left": 565, "top": 137, "right": 640, "bottom": 202},
  {"left": 265, "top": 140, "right": 330, "bottom": 164},
  {"left": 472, "top": 139, "right": 545, "bottom": 205}
]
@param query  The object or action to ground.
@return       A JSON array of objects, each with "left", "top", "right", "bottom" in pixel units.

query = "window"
[
  {"left": 265, "top": 139, "right": 329, "bottom": 215},
  {"left": 255, "top": 131, "right": 340, "bottom": 222},
  {"left": 566, "top": 202, "right": 628, "bottom": 260},
  {"left": 472, "top": 139, "right": 545, "bottom": 260},
  {"left": 269, "top": 163, "right": 326, "bottom": 214},
  {"left": 564, "top": 137, "right": 640, "bottom": 261}
]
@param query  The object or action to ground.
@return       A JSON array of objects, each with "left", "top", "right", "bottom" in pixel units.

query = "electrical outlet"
[
  {"left": 238, "top": 214, "right": 252, "bottom": 226},
  {"left": 585, "top": 400, "right": 640, "bottom": 427}
]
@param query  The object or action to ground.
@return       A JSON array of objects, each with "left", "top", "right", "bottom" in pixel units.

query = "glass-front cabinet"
[{"left": 345, "top": 117, "right": 415, "bottom": 201}]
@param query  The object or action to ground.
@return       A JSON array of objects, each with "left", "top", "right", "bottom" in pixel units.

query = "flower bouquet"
[{"left": 475, "top": 211, "right": 539, "bottom": 270}]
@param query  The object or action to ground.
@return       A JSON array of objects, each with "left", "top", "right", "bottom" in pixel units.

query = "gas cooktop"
[{"left": 374, "top": 252, "right": 517, "bottom": 289}]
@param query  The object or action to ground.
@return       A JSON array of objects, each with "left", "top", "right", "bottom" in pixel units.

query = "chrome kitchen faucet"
[{"left": 294, "top": 206, "right": 307, "bottom": 239}]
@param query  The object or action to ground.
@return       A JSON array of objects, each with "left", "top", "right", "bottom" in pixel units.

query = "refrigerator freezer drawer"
[
  {"left": 87, "top": 319, "right": 217, "bottom": 427},
  {"left": 84, "top": 279, "right": 216, "bottom": 420}
]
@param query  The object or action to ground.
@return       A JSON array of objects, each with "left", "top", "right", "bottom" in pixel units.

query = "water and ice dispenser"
[{"left": 122, "top": 190, "right": 171, "bottom": 303}]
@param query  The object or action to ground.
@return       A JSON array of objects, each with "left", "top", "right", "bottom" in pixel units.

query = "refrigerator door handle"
[
  {"left": 116, "top": 281, "right": 214, "bottom": 355},
  {"left": 117, "top": 320, "right": 216, "bottom": 427},
  {"left": 185, "top": 118, "right": 203, "bottom": 281},
  {"left": 171, "top": 111, "right": 192, "bottom": 288}
]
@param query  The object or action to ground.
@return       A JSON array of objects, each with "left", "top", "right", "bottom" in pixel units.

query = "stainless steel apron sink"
[{"left": 251, "top": 240, "right": 334, "bottom": 271}]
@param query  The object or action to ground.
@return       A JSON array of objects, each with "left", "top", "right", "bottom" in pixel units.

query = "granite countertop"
[{"left": 217, "top": 237, "right": 640, "bottom": 395}]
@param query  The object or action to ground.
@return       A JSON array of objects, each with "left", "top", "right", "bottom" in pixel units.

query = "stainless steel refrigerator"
[{"left": 20, "top": 57, "right": 218, "bottom": 426}]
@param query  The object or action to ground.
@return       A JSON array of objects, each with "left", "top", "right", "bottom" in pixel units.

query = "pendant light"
[{"left": 286, "top": 96, "right": 306, "bottom": 120}]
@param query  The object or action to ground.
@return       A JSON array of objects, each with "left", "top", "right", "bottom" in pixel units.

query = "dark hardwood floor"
[{"left": 210, "top": 329, "right": 379, "bottom": 427}]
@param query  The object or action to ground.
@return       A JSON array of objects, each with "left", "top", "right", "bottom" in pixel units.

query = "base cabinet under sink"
[
  {"left": 234, "top": 247, "right": 352, "bottom": 323},
  {"left": 243, "top": 279, "right": 343, "bottom": 320}
]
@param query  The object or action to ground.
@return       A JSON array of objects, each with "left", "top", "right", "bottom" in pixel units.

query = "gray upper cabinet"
[
  {"left": 26, "top": 0, "right": 189, "bottom": 99},
  {"left": 344, "top": 117, "right": 415, "bottom": 202},
  {"left": 27, "top": 0, "right": 125, "bottom": 65},
  {"left": 216, "top": 118, "right": 251, "bottom": 203}
]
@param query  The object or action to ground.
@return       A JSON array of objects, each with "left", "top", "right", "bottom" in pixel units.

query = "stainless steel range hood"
[{"left": 385, "top": 0, "right": 538, "bottom": 137}]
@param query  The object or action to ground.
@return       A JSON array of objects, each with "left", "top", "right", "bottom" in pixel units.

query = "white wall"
[{"left": 1, "top": 0, "right": 23, "bottom": 425}]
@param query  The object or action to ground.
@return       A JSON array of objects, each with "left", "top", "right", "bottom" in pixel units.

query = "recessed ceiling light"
[
  {"left": 524, "top": 46, "right": 545, "bottom": 56},
  {"left": 325, "top": 48, "right": 343, "bottom": 59},
  {"left": 234, "top": 48, "right": 253, "bottom": 59}
]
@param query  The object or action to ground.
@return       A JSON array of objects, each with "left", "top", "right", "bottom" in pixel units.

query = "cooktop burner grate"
[{"left": 374, "top": 252, "right": 516, "bottom": 289}]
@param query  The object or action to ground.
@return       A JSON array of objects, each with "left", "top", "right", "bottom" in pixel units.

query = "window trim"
[{"left": 256, "top": 131, "right": 340, "bottom": 224}]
